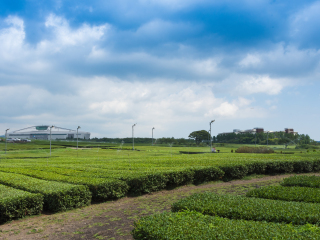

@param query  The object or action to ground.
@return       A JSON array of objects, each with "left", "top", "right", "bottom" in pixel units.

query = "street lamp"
[
  {"left": 210, "top": 120, "right": 215, "bottom": 151},
  {"left": 5, "top": 129, "right": 9, "bottom": 154},
  {"left": 49, "top": 125, "right": 54, "bottom": 156},
  {"left": 152, "top": 127, "right": 155, "bottom": 146},
  {"left": 255, "top": 130, "right": 257, "bottom": 147},
  {"left": 132, "top": 123, "right": 137, "bottom": 150},
  {"left": 77, "top": 126, "right": 81, "bottom": 151}
]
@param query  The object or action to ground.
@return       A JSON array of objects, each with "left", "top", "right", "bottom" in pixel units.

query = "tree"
[{"left": 188, "top": 130, "right": 210, "bottom": 145}]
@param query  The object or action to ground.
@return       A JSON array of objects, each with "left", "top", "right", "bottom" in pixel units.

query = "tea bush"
[
  {"left": 172, "top": 192, "right": 320, "bottom": 225},
  {"left": 0, "top": 184, "right": 43, "bottom": 223},
  {"left": 132, "top": 211, "right": 320, "bottom": 240},
  {"left": 247, "top": 185, "right": 320, "bottom": 203}
]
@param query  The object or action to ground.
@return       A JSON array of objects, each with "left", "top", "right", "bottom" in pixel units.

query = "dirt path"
[{"left": 1, "top": 173, "right": 319, "bottom": 240}]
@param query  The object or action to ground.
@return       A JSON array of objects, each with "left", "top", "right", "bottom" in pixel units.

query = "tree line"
[{"left": 89, "top": 130, "right": 317, "bottom": 146}]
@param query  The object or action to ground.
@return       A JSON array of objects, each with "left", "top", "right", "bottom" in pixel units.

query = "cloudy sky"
[{"left": 0, "top": 0, "right": 319, "bottom": 139}]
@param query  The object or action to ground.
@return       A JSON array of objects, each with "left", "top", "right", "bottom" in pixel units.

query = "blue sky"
[{"left": 0, "top": 0, "right": 319, "bottom": 139}]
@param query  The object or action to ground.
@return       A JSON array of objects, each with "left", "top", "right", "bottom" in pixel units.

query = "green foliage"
[
  {"left": 171, "top": 192, "right": 320, "bottom": 225},
  {"left": 0, "top": 167, "right": 128, "bottom": 201},
  {"left": 188, "top": 130, "right": 210, "bottom": 145},
  {"left": 219, "top": 164, "right": 249, "bottom": 180},
  {"left": 0, "top": 172, "right": 91, "bottom": 212},
  {"left": 0, "top": 184, "right": 43, "bottom": 223},
  {"left": 192, "top": 167, "right": 224, "bottom": 184},
  {"left": 281, "top": 175, "right": 320, "bottom": 188},
  {"left": 216, "top": 132, "right": 314, "bottom": 145},
  {"left": 247, "top": 185, "right": 320, "bottom": 203},
  {"left": 132, "top": 211, "right": 320, "bottom": 240},
  {"left": 235, "top": 146, "right": 274, "bottom": 153}
]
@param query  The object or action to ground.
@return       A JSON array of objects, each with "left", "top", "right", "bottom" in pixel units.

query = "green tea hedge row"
[
  {"left": 0, "top": 172, "right": 91, "bottom": 212},
  {"left": 220, "top": 159, "right": 319, "bottom": 181},
  {"left": 0, "top": 168, "right": 128, "bottom": 201},
  {"left": 132, "top": 211, "right": 320, "bottom": 240},
  {"left": 25, "top": 165, "right": 224, "bottom": 190},
  {"left": 0, "top": 158, "right": 319, "bottom": 200},
  {"left": 247, "top": 185, "right": 320, "bottom": 203},
  {"left": 281, "top": 175, "right": 320, "bottom": 188},
  {"left": 171, "top": 192, "right": 320, "bottom": 225},
  {"left": 0, "top": 166, "right": 224, "bottom": 195},
  {"left": 0, "top": 184, "right": 43, "bottom": 223}
]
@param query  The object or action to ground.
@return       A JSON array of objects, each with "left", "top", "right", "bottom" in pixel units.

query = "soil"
[{"left": 0, "top": 172, "right": 319, "bottom": 240}]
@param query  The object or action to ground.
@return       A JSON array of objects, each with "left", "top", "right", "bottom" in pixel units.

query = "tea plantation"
[
  {"left": 133, "top": 175, "right": 320, "bottom": 239},
  {"left": 0, "top": 140, "right": 320, "bottom": 229}
]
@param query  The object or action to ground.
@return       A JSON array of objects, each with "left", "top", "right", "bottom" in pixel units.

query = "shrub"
[
  {"left": 0, "top": 167, "right": 128, "bottom": 202},
  {"left": 281, "top": 175, "right": 320, "bottom": 188},
  {"left": 132, "top": 211, "right": 320, "bottom": 240},
  {"left": 192, "top": 167, "right": 224, "bottom": 184},
  {"left": 0, "top": 184, "right": 43, "bottom": 223},
  {"left": 122, "top": 173, "right": 168, "bottom": 194},
  {"left": 235, "top": 146, "right": 274, "bottom": 153},
  {"left": 0, "top": 172, "right": 91, "bottom": 212},
  {"left": 164, "top": 169, "right": 194, "bottom": 188},
  {"left": 247, "top": 185, "right": 320, "bottom": 203},
  {"left": 172, "top": 192, "right": 320, "bottom": 225},
  {"left": 219, "top": 164, "right": 248, "bottom": 181}
]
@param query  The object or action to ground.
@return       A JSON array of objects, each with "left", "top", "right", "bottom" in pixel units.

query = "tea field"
[
  {"left": 133, "top": 175, "right": 320, "bottom": 239},
  {"left": 0, "top": 140, "right": 319, "bottom": 225}
]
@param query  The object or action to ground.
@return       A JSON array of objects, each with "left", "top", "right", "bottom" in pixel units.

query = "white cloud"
[
  {"left": 236, "top": 75, "right": 285, "bottom": 95},
  {"left": 239, "top": 54, "right": 261, "bottom": 67},
  {"left": 44, "top": 14, "right": 108, "bottom": 47}
]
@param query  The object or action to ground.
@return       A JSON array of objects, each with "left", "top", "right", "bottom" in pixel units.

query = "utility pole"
[
  {"left": 210, "top": 120, "right": 215, "bottom": 151},
  {"left": 267, "top": 131, "right": 269, "bottom": 147},
  {"left": 5, "top": 129, "right": 9, "bottom": 154},
  {"left": 132, "top": 123, "right": 137, "bottom": 150},
  {"left": 152, "top": 127, "right": 155, "bottom": 146}
]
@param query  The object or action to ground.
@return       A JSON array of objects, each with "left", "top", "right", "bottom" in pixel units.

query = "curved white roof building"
[{"left": 8, "top": 125, "right": 90, "bottom": 140}]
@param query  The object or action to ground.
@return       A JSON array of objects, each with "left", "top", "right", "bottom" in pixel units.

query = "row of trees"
[
  {"left": 215, "top": 132, "right": 314, "bottom": 145},
  {"left": 187, "top": 130, "right": 317, "bottom": 146},
  {"left": 90, "top": 130, "right": 317, "bottom": 146}
]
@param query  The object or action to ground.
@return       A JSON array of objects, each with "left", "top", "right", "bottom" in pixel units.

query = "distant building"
[
  {"left": 7, "top": 125, "right": 90, "bottom": 140},
  {"left": 218, "top": 128, "right": 298, "bottom": 136}
]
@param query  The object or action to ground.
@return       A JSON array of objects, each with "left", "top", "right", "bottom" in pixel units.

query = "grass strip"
[
  {"left": 171, "top": 192, "right": 320, "bottom": 225},
  {"left": 0, "top": 184, "right": 43, "bottom": 223},
  {"left": 132, "top": 211, "right": 320, "bottom": 240},
  {"left": 0, "top": 172, "right": 91, "bottom": 212}
]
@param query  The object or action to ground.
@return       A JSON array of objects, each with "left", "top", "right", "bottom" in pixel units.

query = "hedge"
[
  {"left": 0, "top": 172, "right": 91, "bottom": 212},
  {"left": 132, "top": 211, "right": 320, "bottom": 240},
  {"left": 1, "top": 158, "right": 320, "bottom": 202},
  {"left": 0, "top": 168, "right": 128, "bottom": 202},
  {"left": 0, "top": 184, "right": 43, "bottom": 223},
  {"left": 281, "top": 175, "right": 320, "bottom": 188},
  {"left": 247, "top": 185, "right": 320, "bottom": 204},
  {"left": 171, "top": 192, "right": 320, "bottom": 225}
]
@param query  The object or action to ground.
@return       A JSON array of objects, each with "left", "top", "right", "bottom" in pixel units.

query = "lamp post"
[
  {"left": 210, "top": 120, "right": 215, "bottom": 151},
  {"left": 132, "top": 123, "right": 137, "bottom": 150},
  {"left": 49, "top": 125, "right": 54, "bottom": 156},
  {"left": 77, "top": 126, "right": 81, "bottom": 150},
  {"left": 5, "top": 129, "right": 9, "bottom": 154},
  {"left": 255, "top": 130, "right": 257, "bottom": 147},
  {"left": 152, "top": 127, "right": 155, "bottom": 146}
]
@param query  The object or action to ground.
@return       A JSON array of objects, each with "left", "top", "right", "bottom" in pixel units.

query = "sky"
[{"left": 0, "top": 0, "right": 319, "bottom": 140}]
